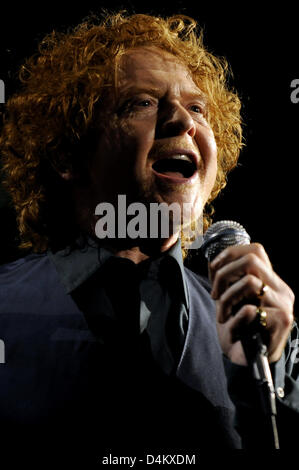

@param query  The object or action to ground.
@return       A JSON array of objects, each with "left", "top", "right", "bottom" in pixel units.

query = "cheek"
[
  {"left": 206, "top": 146, "right": 218, "bottom": 192},
  {"left": 198, "top": 125, "right": 217, "bottom": 163},
  {"left": 117, "top": 118, "right": 155, "bottom": 159},
  {"left": 195, "top": 126, "right": 217, "bottom": 183},
  {"left": 89, "top": 120, "right": 155, "bottom": 194},
  {"left": 94, "top": 125, "right": 136, "bottom": 175},
  {"left": 127, "top": 118, "right": 156, "bottom": 149}
]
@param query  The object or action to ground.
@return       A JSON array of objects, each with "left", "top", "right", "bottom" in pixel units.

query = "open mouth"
[{"left": 152, "top": 155, "right": 197, "bottom": 181}]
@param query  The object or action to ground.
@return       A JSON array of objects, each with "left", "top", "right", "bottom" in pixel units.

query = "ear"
[
  {"left": 59, "top": 169, "right": 75, "bottom": 181},
  {"left": 50, "top": 161, "right": 77, "bottom": 181}
]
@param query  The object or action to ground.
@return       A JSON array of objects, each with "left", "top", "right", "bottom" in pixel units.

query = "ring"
[
  {"left": 256, "top": 307, "right": 267, "bottom": 328},
  {"left": 257, "top": 282, "right": 269, "bottom": 301}
]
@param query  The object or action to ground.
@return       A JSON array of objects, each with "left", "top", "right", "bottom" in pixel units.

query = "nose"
[{"left": 156, "top": 100, "right": 196, "bottom": 139}]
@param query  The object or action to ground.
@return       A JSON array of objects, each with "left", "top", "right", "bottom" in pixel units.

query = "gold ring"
[
  {"left": 257, "top": 282, "right": 269, "bottom": 301},
  {"left": 256, "top": 307, "right": 267, "bottom": 328}
]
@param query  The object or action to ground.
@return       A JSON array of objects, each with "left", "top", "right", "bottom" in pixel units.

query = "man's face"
[{"left": 88, "top": 46, "right": 217, "bottom": 235}]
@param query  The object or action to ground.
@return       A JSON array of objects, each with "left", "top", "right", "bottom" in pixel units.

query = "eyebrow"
[
  {"left": 119, "top": 86, "right": 207, "bottom": 104},
  {"left": 184, "top": 90, "right": 208, "bottom": 105},
  {"left": 118, "top": 86, "right": 161, "bottom": 99}
]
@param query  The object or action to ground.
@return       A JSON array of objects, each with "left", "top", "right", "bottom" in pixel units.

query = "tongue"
[
  {"left": 161, "top": 171, "right": 184, "bottom": 178},
  {"left": 152, "top": 159, "right": 188, "bottom": 179}
]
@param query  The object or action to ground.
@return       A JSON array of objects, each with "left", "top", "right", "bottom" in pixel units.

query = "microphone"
[
  {"left": 202, "top": 220, "right": 280, "bottom": 449},
  {"left": 202, "top": 220, "right": 251, "bottom": 262},
  {"left": 202, "top": 220, "right": 265, "bottom": 356},
  {"left": 202, "top": 220, "right": 255, "bottom": 334}
]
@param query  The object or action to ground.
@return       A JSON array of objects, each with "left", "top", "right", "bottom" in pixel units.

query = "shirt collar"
[
  {"left": 48, "top": 237, "right": 189, "bottom": 308},
  {"left": 166, "top": 239, "right": 189, "bottom": 308}
]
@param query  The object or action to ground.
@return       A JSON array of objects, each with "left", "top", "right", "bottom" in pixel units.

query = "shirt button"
[{"left": 277, "top": 387, "right": 285, "bottom": 398}]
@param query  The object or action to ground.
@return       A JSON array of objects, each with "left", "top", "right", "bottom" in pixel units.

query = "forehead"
[{"left": 116, "top": 46, "right": 199, "bottom": 91}]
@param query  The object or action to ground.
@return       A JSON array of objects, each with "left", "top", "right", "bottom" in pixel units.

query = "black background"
[{"left": 0, "top": 1, "right": 298, "bottom": 302}]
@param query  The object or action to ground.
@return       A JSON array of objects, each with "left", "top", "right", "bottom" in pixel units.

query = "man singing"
[{"left": 0, "top": 11, "right": 297, "bottom": 462}]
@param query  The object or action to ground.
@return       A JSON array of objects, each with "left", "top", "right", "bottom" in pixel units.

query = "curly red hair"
[{"left": 0, "top": 11, "right": 243, "bottom": 254}]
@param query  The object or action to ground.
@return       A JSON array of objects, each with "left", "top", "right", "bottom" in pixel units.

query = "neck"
[
  {"left": 93, "top": 234, "right": 179, "bottom": 264},
  {"left": 111, "top": 235, "right": 179, "bottom": 263}
]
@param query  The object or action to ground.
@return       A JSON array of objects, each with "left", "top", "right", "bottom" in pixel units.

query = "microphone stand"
[{"left": 241, "top": 323, "right": 280, "bottom": 449}]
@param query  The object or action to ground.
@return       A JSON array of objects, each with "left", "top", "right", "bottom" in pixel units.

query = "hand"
[{"left": 209, "top": 243, "right": 295, "bottom": 366}]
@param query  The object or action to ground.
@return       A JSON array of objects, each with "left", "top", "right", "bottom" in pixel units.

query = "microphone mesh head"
[{"left": 202, "top": 220, "right": 251, "bottom": 261}]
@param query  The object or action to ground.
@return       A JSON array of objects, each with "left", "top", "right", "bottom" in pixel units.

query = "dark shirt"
[
  {"left": 0, "top": 238, "right": 299, "bottom": 463},
  {"left": 48, "top": 237, "right": 189, "bottom": 375}
]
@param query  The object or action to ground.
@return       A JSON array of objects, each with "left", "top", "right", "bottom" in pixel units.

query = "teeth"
[{"left": 169, "top": 154, "right": 193, "bottom": 163}]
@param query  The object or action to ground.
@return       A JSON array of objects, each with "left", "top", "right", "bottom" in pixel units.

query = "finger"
[
  {"left": 211, "top": 251, "right": 279, "bottom": 300},
  {"left": 227, "top": 305, "right": 274, "bottom": 344},
  {"left": 227, "top": 304, "right": 259, "bottom": 343},
  {"left": 210, "top": 243, "right": 272, "bottom": 276},
  {"left": 216, "top": 274, "right": 270, "bottom": 323},
  {"left": 225, "top": 305, "right": 293, "bottom": 362}
]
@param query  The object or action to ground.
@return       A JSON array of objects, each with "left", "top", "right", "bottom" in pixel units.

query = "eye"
[
  {"left": 135, "top": 99, "right": 154, "bottom": 107},
  {"left": 117, "top": 97, "right": 154, "bottom": 115},
  {"left": 189, "top": 104, "right": 203, "bottom": 114}
]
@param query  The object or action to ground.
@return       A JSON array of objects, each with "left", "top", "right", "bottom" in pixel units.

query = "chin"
[
  {"left": 156, "top": 188, "right": 202, "bottom": 210},
  {"left": 137, "top": 176, "right": 202, "bottom": 213}
]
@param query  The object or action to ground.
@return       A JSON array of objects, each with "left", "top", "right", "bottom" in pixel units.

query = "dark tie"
[
  {"left": 100, "top": 256, "right": 141, "bottom": 350},
  {"left": 100, "top": 254, "right": 187, "bottom": 372},
  {"left": 158, "top": 256, "right": 188, "bottom": 366}
]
